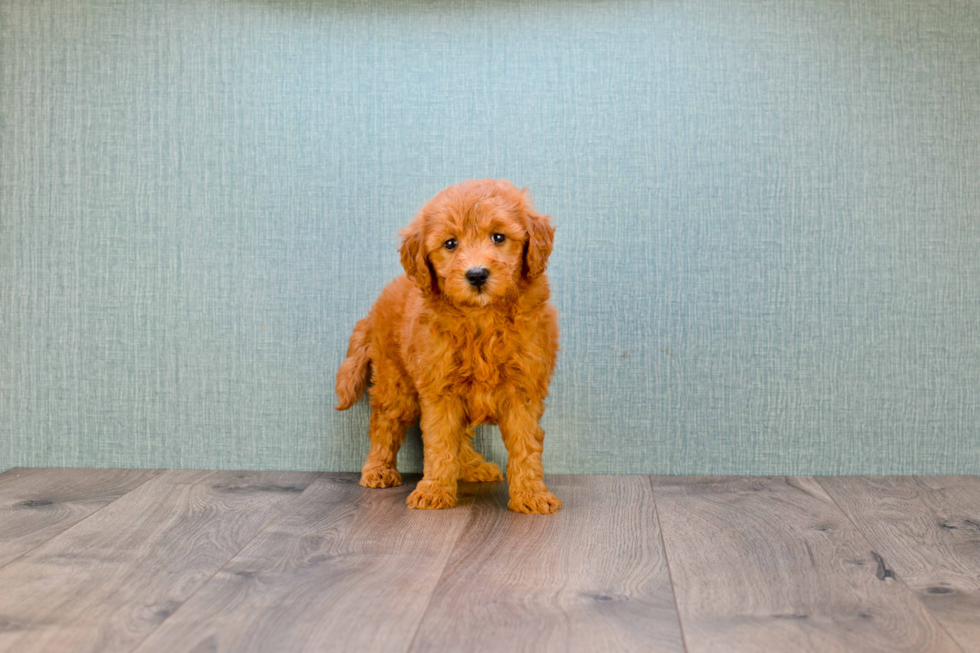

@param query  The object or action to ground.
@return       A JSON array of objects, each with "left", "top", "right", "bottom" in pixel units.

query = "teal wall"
[{"left": 2, "top": 0, "right": 979, "bottom": 474}]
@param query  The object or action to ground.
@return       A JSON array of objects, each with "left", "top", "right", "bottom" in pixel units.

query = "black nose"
[{"left": 465, "top": 267, "right": 490, "bottom": 288}]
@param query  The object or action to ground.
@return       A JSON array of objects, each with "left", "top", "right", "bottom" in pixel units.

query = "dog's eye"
[
  {"left": 444, "top": 238, "right": 458, "bottom": 251},
  {"left": 491, "top": 233, "right": 505, "bottom": 244}
]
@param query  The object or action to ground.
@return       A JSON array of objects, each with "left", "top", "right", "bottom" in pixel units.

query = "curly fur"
[{"left": 335, "top": 179, "right": 561, "bottom": 514}]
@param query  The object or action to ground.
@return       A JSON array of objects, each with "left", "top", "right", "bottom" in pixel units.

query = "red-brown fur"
[{"left": 335, "top": 179, "right": 561, "bottom": 513}]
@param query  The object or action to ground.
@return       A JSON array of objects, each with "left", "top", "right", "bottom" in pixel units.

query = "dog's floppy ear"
[
  {"left": 522, "top": 200, "right": 555, "bottom": 280},
  {"left": 399, "top": 218, "right": 438, "bottom": 295}
]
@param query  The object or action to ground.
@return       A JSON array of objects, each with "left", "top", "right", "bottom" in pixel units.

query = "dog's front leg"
[
  {"left": 406, "top": 397, "right": 465, "bottom": 510},
  {"left": 499, "top": 398, "right": 562, "bottom": 514}
]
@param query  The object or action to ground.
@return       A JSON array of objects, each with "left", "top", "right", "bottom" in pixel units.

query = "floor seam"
[
  {"left": 121, "top": 470, "right": 326, "bottom": 653},
  {"left": 814, "top": 476, "right": 967, "bottom": 653},
  {"left": 0, "top": 468, "right": 164, "bottom": 573},
  {"left": 402, "top": 481, "right": 496, "bottom": 653},
  {"left": 649, "top": 476, "right": 692, "bottom": 653}
]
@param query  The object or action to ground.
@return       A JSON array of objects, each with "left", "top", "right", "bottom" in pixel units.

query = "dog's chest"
[{"left": 449, "top": 321, "right": 520, "bottom": 421}]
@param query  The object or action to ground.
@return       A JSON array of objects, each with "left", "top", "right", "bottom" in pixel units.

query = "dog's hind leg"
[
  {"left": 359, "top": 351, "right": 420, "bottom": 489},
  {"left": 360, "top": 408, "right": 409, "bottom": 488},
  {"left": 459, "top": 427, "right": 504, "bottom": 482}
]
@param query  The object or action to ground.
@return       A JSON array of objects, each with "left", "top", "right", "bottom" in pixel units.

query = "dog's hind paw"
[
  {"left": 508, "top": 491, "right": 562, "bottom": 514},
  {"left": 406, "top": 483, "right": 458, "bottom": 510},
  {"left": 459, "top": 461, "right": 504, "bottom": 483},
  {"left": 360, "top": 467, "right": 402, "bottom": 488}
]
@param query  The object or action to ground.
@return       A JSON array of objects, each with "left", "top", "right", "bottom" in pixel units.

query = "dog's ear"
[
  {"left": 522, "top": 201, "right": 555, "bottom": 280},
  {"left": 399, "top": 218, "right": 438, "bottom": 295}
]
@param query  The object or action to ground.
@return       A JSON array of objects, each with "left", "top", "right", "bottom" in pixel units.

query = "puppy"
[{"left": 335, "top": 179, "right": 561, "bottom": 514}]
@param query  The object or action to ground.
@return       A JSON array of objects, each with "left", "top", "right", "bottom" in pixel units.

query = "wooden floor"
[{"left": 0, "top": 470, "right": 978, "bottom": 652}]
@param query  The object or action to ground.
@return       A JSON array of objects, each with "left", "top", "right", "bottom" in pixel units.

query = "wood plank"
[
  {"left": 0, "top": 467, "right": 158, "bottom": 568},
  {"left": 819, "top": 476, "right": 980, "bottom": 652},
  {"left": 651, "top": 476, "right": 963, "bottom": 653},
  {"left": 130, "top": 474, "right": 481, "bottom": 653},
  {"left": 0, "top": 469, "right": 319, "bottom": 653},
  {"left": 408, "top": 476, "right": 685, "bottom": 653}
]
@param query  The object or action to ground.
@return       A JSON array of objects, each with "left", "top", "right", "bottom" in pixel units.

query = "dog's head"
[{"left": 399, "top": 179, "right": 554, "bottom": 307}]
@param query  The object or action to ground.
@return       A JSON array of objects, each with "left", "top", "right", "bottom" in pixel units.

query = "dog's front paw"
[
  {"left": 460, "top": 461, "right": 504, "bottom": 483},
  {"left": 508, "top": 491, "right": 562, "bottom": 514},
  {"left": 360, "top": 467, "right": 402, "bottom": 489},
  {"left": 406, "top": 483, "right": 458, "bottom": 510}
]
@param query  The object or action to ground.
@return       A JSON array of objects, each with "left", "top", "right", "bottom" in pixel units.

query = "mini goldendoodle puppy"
[{"left": 335, "top": 179, "right": 561, "bottom": 514}]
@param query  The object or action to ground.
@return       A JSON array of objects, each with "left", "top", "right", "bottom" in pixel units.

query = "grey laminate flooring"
[{"left": 0, "top": 469, "right": 977, "bottom": 653}]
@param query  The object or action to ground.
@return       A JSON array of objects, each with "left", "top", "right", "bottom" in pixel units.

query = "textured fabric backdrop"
[{"left": 2, "top": 0, "right": 979, "bottom": 474}]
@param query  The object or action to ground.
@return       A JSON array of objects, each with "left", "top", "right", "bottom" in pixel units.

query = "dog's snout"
[{"left": 465, "top": 267, "right": 490, "bottom": 288}]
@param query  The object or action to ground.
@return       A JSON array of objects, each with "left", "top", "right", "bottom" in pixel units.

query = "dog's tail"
[{"left": 335, "top": 314, "right": 373, "bottom": 410}]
